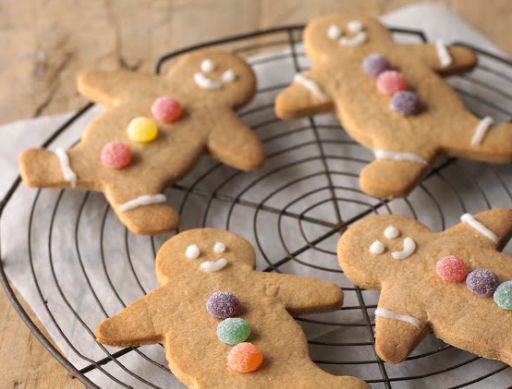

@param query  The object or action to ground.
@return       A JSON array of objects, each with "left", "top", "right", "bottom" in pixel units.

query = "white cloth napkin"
[{"left": 1, "top": 3, "right": 511, "bottom": 389}]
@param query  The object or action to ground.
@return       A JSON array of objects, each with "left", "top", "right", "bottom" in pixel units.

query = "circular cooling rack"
[{"left": 1, "top": 26, "right": 512, "bottom": 389}]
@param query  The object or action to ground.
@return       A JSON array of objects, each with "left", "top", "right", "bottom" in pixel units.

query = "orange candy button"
[{"left": 227, "top": 342, "right": 263, "bottom": 373}]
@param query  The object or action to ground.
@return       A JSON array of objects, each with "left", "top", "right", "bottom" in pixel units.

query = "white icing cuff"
[
  {"left": 375, "top": 150, "right": 428, "bottom": 165},
  {"left": 200, "top": 258, "right": 228, "bottom": 272},
  {"left": 471, "top": 116, "right": 494, "bottom": 146},
  {"left": 194, "top": 73, "right": 222, "bottom": 90},
  {"left": 118, "top": 194, "right": 167, "bottom": 212},
  {"left": 436, "top": 39, "right": 452, "bottom": 68},
  {"left": 55, "top": 148, "right": 77, "bottom": 188},
  {"left": 460, "top": 213, "right": 499, "bottom": 243},
  {"left": 391, "top": 237, "right": 416, "bottom": 260},
  {"left": 375, "top": 307, "right": 423, "bottom": 328},
  {"left": 293, "top": 73, "right": 327, "bottom": 101}
]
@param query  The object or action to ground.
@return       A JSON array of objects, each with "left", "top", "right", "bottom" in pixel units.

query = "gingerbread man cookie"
[
  {"left": 19, "top": 51, "right": 265, "bottom": 234},
  {"left": 276, "top": 14, "right": 512, "bottom": 199},
  {"left": 337, "top": 208, "right": 512, "bottom": 364},
  {"left": 96, "top": 229, "right": 369, "bottom": 388}
]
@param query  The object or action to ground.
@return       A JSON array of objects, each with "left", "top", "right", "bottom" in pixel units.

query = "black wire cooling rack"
[{"left": 1, "top": 25, "right": 512, "bottom": 389}]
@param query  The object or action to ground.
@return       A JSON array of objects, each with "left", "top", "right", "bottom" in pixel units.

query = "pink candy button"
[
  {"left": 376, "top": 70, "right": 407, "bottom": 96},
  {"left": 101, "top": 142, "right": 132, "bottom": 169},
  {"left": 151, "top": 96, "right": 182, "bottom": 123},
  {"left": 436, "top": 255, "right": 468, "bottom": 283}
]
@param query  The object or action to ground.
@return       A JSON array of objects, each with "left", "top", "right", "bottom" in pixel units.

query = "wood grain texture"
[{"left": 0, "top": 0, "right": 510, "bottom": 387}]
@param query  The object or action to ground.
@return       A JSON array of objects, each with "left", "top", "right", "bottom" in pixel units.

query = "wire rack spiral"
[{"left": 1, "top": 25, "right": 512, "bottom": 389}]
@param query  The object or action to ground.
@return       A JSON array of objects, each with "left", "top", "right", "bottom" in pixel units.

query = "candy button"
[
  {"left": 101, "top": 142, "right": 132, "bottom": 169},
  {"left": 227, "top": 342, "right": 263, "bottom": 373},
  {"left": 151, "top": 96, "right": 182, "bottom": 123},
  {"left": 435, "top": 255, "right": 468, "bottom": 282},
  {"left": 362, "top": 54, "right": 390, "bottom": 77},
  {"left": 206, "top": 291, "right": 240, "bottom": 319},
  {"left": 494, "top": 281, "right": 512, "bottom": 310},
  {"left": 127, "top": 117, "right": 158, "bottom": 143},
  {"left": 217, "top": 318, "right": 251, "bottom": 345},
  {"left": 466, "top": 268, "right": 499, "bottom": 297},
  {"left": 376, "top": 70, "right": 407, "bottom": 96},
  {"left": 390, "top": 91, "right": 420, "bottom": 116}
]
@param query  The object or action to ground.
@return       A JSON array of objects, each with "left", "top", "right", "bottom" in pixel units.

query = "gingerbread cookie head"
[
  {"left": 303, "top": 14, "right": 392, "bottom": 63},
  {"left": 337, "top": 214, "right": 431, "bottom": 288},
  {"left": 338, "top": 208, "right": 512, "bottom": 365},
  {"left": 156, "top": 228, "right": 256, "bottom": 284},
  {"left": 166, "top": 51, "right": 256, "bottom": 109}
]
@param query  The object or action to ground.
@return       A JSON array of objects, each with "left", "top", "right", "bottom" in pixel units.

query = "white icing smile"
[
  {"left": 327, "top": 20, "right": 367, "bottom": 47},
  {"left": 340, "top": 32, "right": 367, "bottom": 47},
  {"left": 194, "top": 73, "right": 222, "bottom": 90},
  {"left": 391, "top": 237, "right": 416, "bottom": 260},
  {"left": 200, "top": 258, "right": 228, "bottom": 272}
]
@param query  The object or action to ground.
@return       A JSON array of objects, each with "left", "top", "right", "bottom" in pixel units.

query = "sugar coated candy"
[
  {"left": 466, "top": 268, "right": 499, "bottom": 297},
  {"left": 227, "top": 342, "right": 263, "bottom": 373},
  {"left": 362, "top": 54, "right": 390, "bottom": 77},
  {"left": 494, "top": 281, "right": 512, "bottom": 310},
  {"left": 436, "top": 255, "right": 468, "bottom": 282},
  {"left": 151, "top": 96, "right": 183, "bottom": 123},
  {"left": 390, "top": 91, "right": 420, "bottom": 116},
  {"left": 376, "top": 70, "right": 407, "bottom": 96},
  {"left": 206, "top": 291, "right": 240, "bottom": 319},
  {"left": 217, "top": 317, "right": 250, "bottom": 345},
  {"left": 127, "top": 116, "right": 158, "bottom": 143},
  {"left": 100, "top": 142, "right": 132, "bottom": 169}
]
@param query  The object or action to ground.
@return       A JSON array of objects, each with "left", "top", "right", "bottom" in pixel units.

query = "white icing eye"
[
  {"left": 222, "top": 69, "right": 236, "bottom": 82},
  {"left": 200, "top": 258, "right": 228, "bottom": 272},
  {"left": 185, "top": 244, "right": 200, "bottom": 259},
  {"left": 201, "top": 59, "right": 215, "bottom": 73},
  {"left": 213, "top": 241, "right": 226, "bottom": 254},
  {"left": 347, "top": 20, "right": 363, "bottom": 33},
  {"left": 384, "top": 226, "right": 400, "bottom": 239},
  {"left": 327, "top": 24, "right": 342, "bottom": 40},
  {"left": 369, "top": 240, "right": 385, "bottom": 255}
]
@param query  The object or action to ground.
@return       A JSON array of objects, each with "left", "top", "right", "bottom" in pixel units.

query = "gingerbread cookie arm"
[
  {"left": 96, "top": 290, "right": 168, "bottom": 347},
  {"left": 410, "top": 43, "right": 476, "bottom": 74},
  {"left": 442, "top": 208, "right": 512, "bottom": 250},
  {"left": 77, "top": 69, "right": 160, "bottom": 107},
  {"left": 260, "top": 273, "right": 343, "bottom": 316},
  {"left": 275, "top": 71, "right": 335, "bottom": 120},
  {"left": 207, "top": 111, "right": 266, "bottom": 171},
  {"left": 401, "top": 43, "right": 477, "bottom": 75}
]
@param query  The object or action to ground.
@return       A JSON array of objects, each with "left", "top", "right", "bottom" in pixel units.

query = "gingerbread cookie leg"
[
  {"left": 359, "top": 153, "right": 432, "bottom": 199},
  {"left": 105, "top": 184, "right": 179, "bottom": 235},
  {"left": 374, "top": 306, "right": 430, "bottom": 363}
]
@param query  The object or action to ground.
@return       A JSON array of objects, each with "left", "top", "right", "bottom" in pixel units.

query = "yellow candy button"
[{"left": 127, "top": 117, "right": 158, "bottom": 143}]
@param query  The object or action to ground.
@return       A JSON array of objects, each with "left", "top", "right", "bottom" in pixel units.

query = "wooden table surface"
[{"left": 1, "top": 0, "right": 511, "bottom": 387}]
